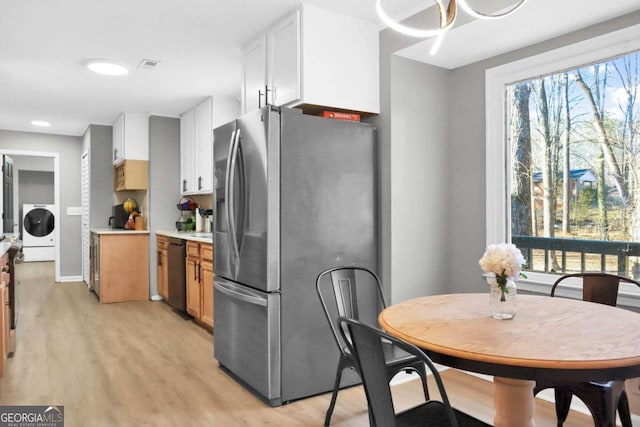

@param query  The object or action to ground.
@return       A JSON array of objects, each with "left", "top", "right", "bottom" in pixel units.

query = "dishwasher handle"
[{"left": 216, "top": 280, "right": 267, "bottom": 307}]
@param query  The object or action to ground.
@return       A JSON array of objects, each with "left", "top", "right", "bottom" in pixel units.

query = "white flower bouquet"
[{"left": 479, "top": 243, "right": 527, "bottom": 298}]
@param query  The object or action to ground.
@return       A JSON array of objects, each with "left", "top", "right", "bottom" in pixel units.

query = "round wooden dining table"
[{"left": 378, "top": 293, "right": 640, "bottom": 427}]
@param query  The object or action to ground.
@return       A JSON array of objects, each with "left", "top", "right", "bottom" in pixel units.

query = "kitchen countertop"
[
  {"left": 91, "top": 228, "right": 150, "bottom": 235},
  {"left": 0, "top": 235, "right": 22, "bottom": 256},
  {"left": 156, "top": 230, "right": 213, "bottom": 244},
  {"left": 0, "top": 242, "right": 13, "bottom": 257}
]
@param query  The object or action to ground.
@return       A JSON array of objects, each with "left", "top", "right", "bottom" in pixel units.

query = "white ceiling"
[
  {"left": 1, "top": 0, "right": 639, "bottom": 137},
  {"left": 396, "top": 0, "right": 640, "bottom": 69}
]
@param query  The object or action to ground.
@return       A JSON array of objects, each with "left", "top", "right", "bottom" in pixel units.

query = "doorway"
[{"left": 0, "top": 150, "right": 60, "bottom": 281}]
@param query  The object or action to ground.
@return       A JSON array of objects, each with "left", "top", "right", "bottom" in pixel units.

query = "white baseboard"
[{"left": 57, "top": 275, "right": 82, "bottom": 283}]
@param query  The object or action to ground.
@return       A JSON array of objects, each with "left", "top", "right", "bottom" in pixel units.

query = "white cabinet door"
[
  {"left": 239, "top": 5, "right": 379, "bottom": 115},
  {"left": 112, "top": 114, "right": 124, "bottom": 164},
  {"left": 268, "top": 10, "right": 300, "bottom": 107},
  {"left": 112, "top": 113, "right": 149, "bottom": 165},
  {"left": 241, "top": 36, "right": 267, "bottom": 114},
  {"left": 194, "top": 98, "right": 213, "bottom": 193},
  {"left": 180, "top": 109, "right": 195, "bottom": 194},
  {"left": 241, "top": 11, "right": 300, "bottom": 113}
]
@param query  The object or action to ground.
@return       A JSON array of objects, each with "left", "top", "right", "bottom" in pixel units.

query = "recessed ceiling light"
[
  {"left": 86, "top": 59, "right": 129, "bottom": 76},
  {"left": 31, "top": 120, "right": 51, "bottom": 127}
]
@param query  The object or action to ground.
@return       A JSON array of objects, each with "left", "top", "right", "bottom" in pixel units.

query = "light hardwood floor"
[{"left": 0, "top": 262, "right": 598, "bottom": 426}]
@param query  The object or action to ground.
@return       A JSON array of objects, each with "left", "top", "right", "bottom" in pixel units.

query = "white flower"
[{"left": 479, "top": 243, "right": 526, "bottom": 281}]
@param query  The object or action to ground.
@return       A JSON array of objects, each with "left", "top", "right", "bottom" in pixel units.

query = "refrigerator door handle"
[
  {"left": 228, "top": 129, "right": 242, "bottom": 271},
  {"left": 225, "top": 129, "right": 239, "bottom": 274},
  {"left": 216, "top": 280, "right": 268, "bottom": 307},
  {"left": 235, "top": 133, "right": 247, "bottom": 255}
]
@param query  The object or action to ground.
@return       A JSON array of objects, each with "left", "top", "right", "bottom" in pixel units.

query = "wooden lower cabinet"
[
  {"left": 186, "top": 243, "right": 201, "bottom": 319},
  {"left": 185, "top": 241, "right": 214, "bottom": 328},
  {"left": 156, "top": 236, "right": 168, "bottom": 299},
  {"left": 97, "top": 233, "right": 149, "bottom": 304},
  {"left": 200, "top": 246, "right": 214, "bottom": 327}
]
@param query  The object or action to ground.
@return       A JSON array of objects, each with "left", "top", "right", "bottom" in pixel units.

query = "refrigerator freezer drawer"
[{"left": 214, "top": 278, "right": 282, "bottom": 405}]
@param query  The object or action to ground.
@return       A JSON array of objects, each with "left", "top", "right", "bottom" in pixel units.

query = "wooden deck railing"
[{"left": 511, "top": 235, "right": 640, "bottom": 276}]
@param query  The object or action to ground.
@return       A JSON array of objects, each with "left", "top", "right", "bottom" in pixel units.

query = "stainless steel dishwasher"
[{"left": 167, "top": 237, "right": 186, "bottom": 311}]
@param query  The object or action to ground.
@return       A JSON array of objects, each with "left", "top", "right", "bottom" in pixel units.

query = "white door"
[{"left": 81, "top": 152, "right": 90, "bottom": 285}]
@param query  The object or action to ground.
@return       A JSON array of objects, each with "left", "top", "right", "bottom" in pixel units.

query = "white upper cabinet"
[
  {"left": 267, "top": 11, "right": 300, "bottom": 107},
  {"left": 112, "top": 113, "right": 149, "bottom": 165},
  {"left": 180, "top": 97, "right": 214, "bottom": 195},
  {"left": 241, "top": 5, "right": 379, "bottom": 115},
  {"left": 242, "top": 36, "right": 268, "bottom": 114},
  {"left": 194, "top": 98, "right": 213, "bottom": 193},
  {"left": 180, "top": 109, "right": 195, "bottom": 194}
]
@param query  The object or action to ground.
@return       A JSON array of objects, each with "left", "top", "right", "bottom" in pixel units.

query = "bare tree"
[
  {"left": 575, "top": 68, "right": 629, "bottom": 207},
  {"left": 511, "top": 82, "right": 533, "bottom": 236},
  {"left": 562, "top": 72, "right": 571, "bottom": 235},
  {"left": 538, "top": 78, "right": 555, "bottom": 239},
  {"left": 613, "top": 54, "right": 640, "bottom": 240}
]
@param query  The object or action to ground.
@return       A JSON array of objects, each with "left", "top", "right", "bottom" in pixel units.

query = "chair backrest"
[
  {"left": 339, "top": 317, "right": 459, "bottom": 427},
  {"left": 551, "top": 273, "right": 640, "bottom": 306},
  {"left": 316, "top": 266, "right": 386, "bottom": 356}
]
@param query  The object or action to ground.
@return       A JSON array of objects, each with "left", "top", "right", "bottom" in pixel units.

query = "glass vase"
[{"left": 489, "top": 278, "right": 517, "bottom": 320}]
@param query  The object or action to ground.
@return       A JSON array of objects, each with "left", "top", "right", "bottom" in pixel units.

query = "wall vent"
[{"left": 138, "top": 59, "right": 161, "bottom": 70}]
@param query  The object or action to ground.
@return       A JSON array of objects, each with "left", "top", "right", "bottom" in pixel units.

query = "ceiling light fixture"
[
  {"left": 31, "top": 120, "right": 51, "bottom": 127},
  {"left": 376, "top": 0, "right": 528, "bottom": 55},
  {"left": 85, "top": 59, "right": 129, "bottom": 76}
]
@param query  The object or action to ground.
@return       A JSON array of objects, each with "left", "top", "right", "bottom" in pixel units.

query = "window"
[{"left": 486, "top": 23, "right": 640, "bottom": 298}]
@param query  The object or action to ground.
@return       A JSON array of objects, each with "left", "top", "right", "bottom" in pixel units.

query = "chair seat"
[{"left": 396, "top": 401, "right": 491, "bottom": 427}]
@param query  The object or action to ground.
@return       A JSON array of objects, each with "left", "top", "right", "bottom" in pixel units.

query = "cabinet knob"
[
  {"left": 183, "top": 179, "right": 188, "bottom": 192},
  {"left": 198, "top": 176, "right": 203, "bottom": 190}
]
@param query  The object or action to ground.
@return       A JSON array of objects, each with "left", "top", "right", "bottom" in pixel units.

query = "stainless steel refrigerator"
[{"left": 213, "top": 106, "right": 378, "bottom": 406}]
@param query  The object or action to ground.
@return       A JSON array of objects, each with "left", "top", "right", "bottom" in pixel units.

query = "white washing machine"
[{"left": 22, "top": 204, "right": 55, "bottom": 262}]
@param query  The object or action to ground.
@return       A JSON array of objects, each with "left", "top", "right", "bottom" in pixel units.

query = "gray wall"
[
  {"left": 390, "top": 56, "right": 451, "bottom": 302},
  {"left": 19, "top": 171, "right": 55, "bottom": 205},
  {"left": 380, "top": 9, "right": 640, "bottom": 303},
  {"left": 83, "top": 124, "right": 114, "bottom": 229},
  {"left": 148, "top": 115, "right": 180, "bottom": 297},
  {"left": 0, "top": 129, "right": 82, "bottom": 278},
  {"left": 375, "top": 6, "right": 454, "bottom": 304}
]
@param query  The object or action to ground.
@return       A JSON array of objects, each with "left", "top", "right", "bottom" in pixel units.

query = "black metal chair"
[
  {"left": 316, "top": 266, "right": 430, "bottom": 426},
  {"left": 339, "top": 317, "right": 491, "bottom": 427},
  {"left": 534, "top": 272, "right": 640, "bottom": 427}
]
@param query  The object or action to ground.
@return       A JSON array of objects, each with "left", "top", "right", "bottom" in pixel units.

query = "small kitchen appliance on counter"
[{"left": 109, "top": 204, "right": 128, "bottom": 229}]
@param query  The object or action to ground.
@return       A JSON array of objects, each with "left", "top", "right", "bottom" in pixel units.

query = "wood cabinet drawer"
[
  {"left": 157, "top": 235, "right": 169, "bottom": 250},
  {"left": 186, "top": 241, "right": 200, "bottom": 258},
  {"left": 200, "top": 244, "right": 213, "bottom": 262}
]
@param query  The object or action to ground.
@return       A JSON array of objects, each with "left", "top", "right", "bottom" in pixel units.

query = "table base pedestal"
[{"left": 494, "top": 376, "right": 536, "bottom": 427}]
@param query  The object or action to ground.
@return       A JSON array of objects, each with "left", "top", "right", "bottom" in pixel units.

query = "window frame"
[{"left": 485, "top": 23, "right": 640, "bottom": 304}]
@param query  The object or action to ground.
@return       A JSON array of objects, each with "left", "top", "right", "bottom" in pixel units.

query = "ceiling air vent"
[{"left": 138, "top": 59, "right": 161, "bottom": 70}]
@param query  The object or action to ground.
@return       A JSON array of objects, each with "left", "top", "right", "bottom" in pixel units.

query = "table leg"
[{"left": 493, "top": 376, "right": 536, "bottom": 427}]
